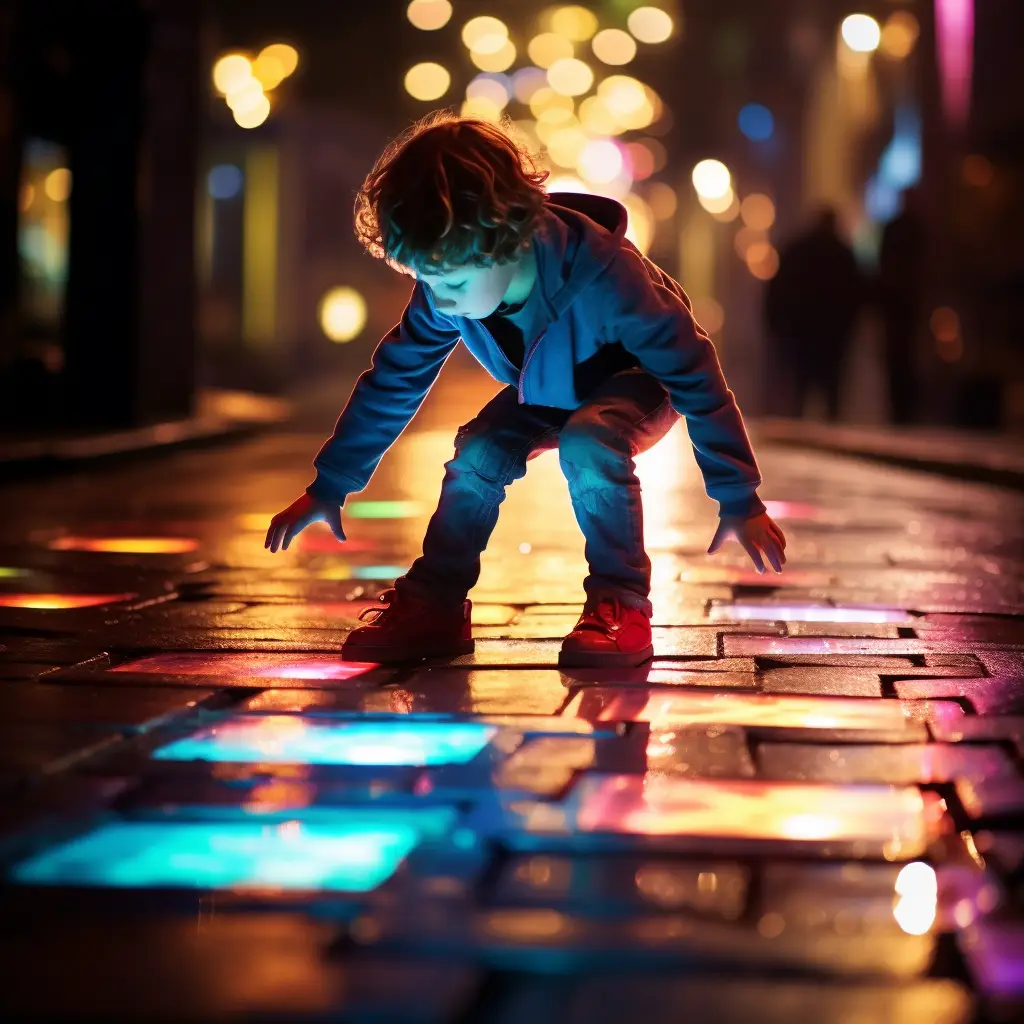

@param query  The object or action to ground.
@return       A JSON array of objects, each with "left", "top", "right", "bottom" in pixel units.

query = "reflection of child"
[{"left": 266, "top": 113, "right": 786, "bottom": 667}]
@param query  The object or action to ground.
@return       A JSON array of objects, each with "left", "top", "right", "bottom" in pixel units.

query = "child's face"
[{"left": 416, "top": 259, "right": 520, "bottom": 320}]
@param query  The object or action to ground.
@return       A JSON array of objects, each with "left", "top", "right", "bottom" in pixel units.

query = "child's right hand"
[{"left": 265, "top": 493, "right": 345, "bottom": 553}]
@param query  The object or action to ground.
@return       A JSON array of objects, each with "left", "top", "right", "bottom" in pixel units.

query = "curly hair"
[{"left": 354, "top": 111, "right": 549, "bottom": 274}]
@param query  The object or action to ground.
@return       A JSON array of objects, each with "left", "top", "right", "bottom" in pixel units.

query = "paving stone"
[
  {"left": 378, "top": 668, "right": 571, "bottom": 715},
  {"left": 644, "top": 724, "right": 756, "bottom": 778},
  {"left": 930, "top": 714, "right": 1024, "bottom": 743},
  {"left": 563, "top": 977, "right": 973, "bottom": 1024},
  {"left": 895, "top": 675, "right": 1024, "bottom": 714},
  {"left": 724, "top": 636, "right": 961, "bottom": 657},
  {"left": 756, "top": 742, "right": 1020, "bottom": 785},
  {"left": 0, "top": 724, "right": 123, "bottom": 782},
  {"left": 0, "top": 662, "right": 61, "bottom": 680},
  {"left": 760, "top": 667, "right": 886, "bottom": 697},
  {"left": 0, "top": 913, "right": 477, "bottom": 1021}
]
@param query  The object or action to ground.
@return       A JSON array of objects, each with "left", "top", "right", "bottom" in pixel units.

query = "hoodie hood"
[{"left": 533, "top": 192, "right": 629, "bottom": 321}]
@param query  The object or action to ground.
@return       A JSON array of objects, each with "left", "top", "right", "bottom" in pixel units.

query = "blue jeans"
[{"left": 397, "top": 369, "right": 679, "bottom": 615}]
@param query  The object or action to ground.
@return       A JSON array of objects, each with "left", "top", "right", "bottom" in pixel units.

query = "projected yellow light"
[
  {"left": 47, "top": 536, "right": 200, "bottom": 554},
  {"left": 547, "top": 57, "right": 593, "bottom": 97},
  {"left": 407, "top": 0, "right": 452, "bottom": 31},
  {"left": 549, "top": 5, "right": 598, "bottom": 42},
  {"left": 592, "top": 29, "right": 637, "bottom": 66},
  {"left": 404, "top": 62, "right": 451, "bottom": 101},
  {"left": 213, "top": 54, "right": 252, "bottom": 95},
  {"left": 319, "top": 287, "right": 367, "bottom": 343},
  {"left": 627, "top": 6, "right": 674, "bottom": 45}
]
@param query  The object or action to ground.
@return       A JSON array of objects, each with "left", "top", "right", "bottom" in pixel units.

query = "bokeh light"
[
  {"left": 404, "top": 62, "right": 451, "bottom": 101},
  {"left": 893, "top": 862, "right": 937, "bottom": 935},
  {"left": 467, "top": 73, "right": 512, "bottom": 108},
  {"left": 880, "top": 11, "right": 919, "bottom": 58},
  {"left": 598, "top": 76, "right": 659, "bottom": 130},
  {"left": 232, "top": 95, "right": 270, "bottom": 129},
  {"left": 646, "top": 181, "right": 677, "bottom": 220},
  {"left": 740, "top": 193, "right": 776, "bottom": 230},
  {"left": 546, "top": 125, "right": 589, "bottom": 167},
  {"left": 462, "top": 96, "right": 503, "bottom": 121},
  {"left": 512, "top": 66, "right": 548, "bottom": 102},
  {"left": 207, "top": 164, "right": 243, "bottom": 200},
  {"left": 963, "top": 154, "right": 993, "bottom": 187},
  {"left": 626, "top": 141, "right": 656, "bottom": 180},
  {"left": 592, "top": 28, "right": 637, "bottom": 66},
  {"left": 462, "top": 16, "right": 508, "bottom": 52},
  {"left": 579, "top": 95, "right": 620, "bottom": 135},
  {"left": 471, "top": 39, "right": 516, "bottom": 72},
  {"left": 549, "top": 5, "right": 599, "bottom": 42},
  {"left": 746, "top": 241, "right": 780, "bottom": 280},
  {"left": 627, "top": 6, "right": 675, "bottom": 45},
  {"left": 530, "top": 87, "right": 574, "bottom": 119},
  {"left": 577, "top": 139, "right": 624, "bottom": 185},
  {"left": 738, "top": 103, "right": 774, "bottom": 141},
  {"left": 213, "top": 54, "right": 251, "bottom": 95},
  {"left": 547, "top": 57, "right": 593, "bottom": 96},
  {"left": 841, "top": 14, "right": 881, "bottom": 53},
  {"left": 528, "top": 32, "right": 574, "bottom": 68},
  {"left": 691, "top": 159, "right": 731, "bottom": 200},
  {"left": 623, "top": 192, "right": 655, "bottom": 254},
  {"left": 406, "top": 0, "right": 453, "bottom": 31},
  {"left": 319, "top": 287, "right": 368, "bottom": 343},
  {"left": 710, "top": 190, "right": 741, "bottom": 221},
  {"left": 44, "top": 168, "right": 71, "bottom": 202},
  {"left": 252, "top": 43, "right": 299, "bottom": 90},
  {"left": 692, "top": 296, "right": 725, "bottom": 335}
]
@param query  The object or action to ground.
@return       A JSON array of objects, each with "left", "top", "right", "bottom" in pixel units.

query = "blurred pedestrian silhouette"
[
  {"left": 764, "top": 207, "right": 863, "bottom": 421},
  {"left": 877, "top": 188, "right": 927, "bottom": 425}
]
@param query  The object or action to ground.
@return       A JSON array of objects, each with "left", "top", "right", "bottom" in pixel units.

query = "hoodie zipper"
[{"left": 517, "top": 330, "right": 547, "bottom": 404}]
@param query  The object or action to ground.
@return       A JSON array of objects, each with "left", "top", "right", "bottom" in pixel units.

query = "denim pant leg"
[
  {"left": 557, "top": 369, "right": 680, "bottom": 615},
  {"left": 399, "top": 386, "right": 564, "bottom": 603}
]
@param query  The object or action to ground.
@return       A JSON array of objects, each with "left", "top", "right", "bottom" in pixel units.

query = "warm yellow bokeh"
[
  {"left": 233, "top": 95, "right": 271, "bottom": 129},
  {"left": 471, "top": 39, "right": 516, "bottom": 72},
  {"left": 462, "top": 15, "right": 509, "bottom": 54},
  {"left": 740, "top": 193, "right": 776, "bottom": 231},
  {"left": 691, "top": 158, "right": 731, "bottom": 200},
  {"left": 404, "top": 62, "right": 451, "bottom": 101},
  {"left": 592, "top": 28, "right": 637, "bottom": 66},
  {"left": 406, "top": 0, "right": 453, "bottom": 31},
  {"left": 549, "top": 5, "right": 599, "bottom": 42},
  {"left": 252, "top": 43, "right": 299, "bottom": 91},
  {"left": 528, "top": 32, "right": 574, "bottom": 68},
  {"left": 841, "top": 14, "right": 881, "bottom": 53},
  {"left": 319, "top": 287, "right": 367, "bottom": 342},
  {"left": 627, "top": 6, "right": 674, "bottom": 45},
  {"left": 880, "top": 11, "right": 919, "bottom": 59},
  {"left": 461, "top": 95, "right": 504, "bottom": 121},
  {"left": 44, "top": 168, "right": 71, "bottom": 202},
  {"left": 213, "top": 53, "right": 251, "bottom": 95}
]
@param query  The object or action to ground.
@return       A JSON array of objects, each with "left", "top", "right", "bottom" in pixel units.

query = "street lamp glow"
[
  {"left": 213, "top": 54, "right": 252, "bottom": 95},
  {"left": 546, "top": 57, "right": 594, "bottom": 97},
  {"left": 627, "top": 6, "right": 674, "bottom": 45},
  {"left": 592, "top": 29, "right": 637, "bottom": 66},
  {"left": 404, "top": 62, "right": 451, "bottom": 101},
  {"left": 841, "top": 14, "right": 881, "bottom": 53},
  {"left": 319, "top": 287, "right": 367, "bottom": 343},
  {"left": 406, "top": 0, "right": 452, "bottom": 31},
  {"left": 691, "top": 158, "right": 732, "bottom": 200}
]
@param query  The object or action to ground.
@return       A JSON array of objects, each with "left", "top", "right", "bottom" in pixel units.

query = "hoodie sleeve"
[
  {"left": 306, "top": 284, "right": 461, "bottom": 504},
  {"left": 595, "top": 246, "right": 765, "bottom": 518}
]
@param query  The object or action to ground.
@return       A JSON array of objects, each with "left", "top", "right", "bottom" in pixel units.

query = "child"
[{"left": 266, "top": 112, "right": 786, "bottom": 667}]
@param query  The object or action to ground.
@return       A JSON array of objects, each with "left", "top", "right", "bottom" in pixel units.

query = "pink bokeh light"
[{"left": 935, "top": 0, "right": 974, "bottom": 127}]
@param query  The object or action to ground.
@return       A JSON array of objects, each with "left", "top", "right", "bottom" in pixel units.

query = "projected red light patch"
[{"left": 0, "top": 593, "right": 136, "bottom": 609}]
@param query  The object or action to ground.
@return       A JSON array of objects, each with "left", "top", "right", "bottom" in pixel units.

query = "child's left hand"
[{"left": 707, "top": 511, "right": 787, "bottom": 574}]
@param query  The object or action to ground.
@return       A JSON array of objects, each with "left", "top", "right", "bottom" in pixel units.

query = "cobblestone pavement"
[{"left": 0, "top": 367, "right": 1022, "bottom": 1022}]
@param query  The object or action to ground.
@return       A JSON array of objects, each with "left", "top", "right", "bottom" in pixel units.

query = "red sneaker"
[
  {"left": 558, "top": 595, "right": 654, "bottom": 668},
  {"left": 341, "top": 587, "right": 474, "bottom": 663}
]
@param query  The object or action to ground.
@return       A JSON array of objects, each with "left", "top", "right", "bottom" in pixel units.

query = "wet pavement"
[{"left": 0, "top": 365, "right": 1022, "bottom": 1022}]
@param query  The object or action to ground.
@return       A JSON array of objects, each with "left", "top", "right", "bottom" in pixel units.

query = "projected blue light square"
[
  {"left": 11, "top": 819, "right": 420, "bottom": 892},
  {"left": 152, "top": 715, "right": 497, "bottom": 766}
]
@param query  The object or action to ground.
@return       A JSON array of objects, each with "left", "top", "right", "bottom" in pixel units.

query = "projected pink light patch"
[
  {"left": 570, "top": 690, "right": 914, "bottom": 731},
  {"left": 723, "top": 636, "right": 927, "bottom": 656},
  {"left": 573, "top": 774, "right": 933, "bottom": 853},
  {"left": 762, "top": 500, "right": 833, "bottom": 521},
  {"left": 709, "top": 603, "right": 912, "bottom": 624},
  {"left": 112, "top": 652, "right": 377, "bottom": 679},
  {"left": 0, "top": 593, "right": 137, "bottom": 610}
]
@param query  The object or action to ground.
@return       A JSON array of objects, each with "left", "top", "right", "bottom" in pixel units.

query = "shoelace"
[
  {"left": 579, "top": 595, "right": 625, "bottom": 631},
  {"left": 358, "top": 587, "right": 396, "bottom": 623}
]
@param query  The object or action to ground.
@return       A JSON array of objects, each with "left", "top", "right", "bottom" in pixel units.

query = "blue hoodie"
[{"left": 308, "top": 192, "right": 765, "bottom": 519}]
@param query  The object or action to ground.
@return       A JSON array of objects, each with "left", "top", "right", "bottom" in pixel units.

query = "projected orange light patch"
[
  {"left": 48, "top": 537, "right": 199, "bottom": 554},
  {"left": 0, "top": 593, "right": 136, "bottom": 609}
]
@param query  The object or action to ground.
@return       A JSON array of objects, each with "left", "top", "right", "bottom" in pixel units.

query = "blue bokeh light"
[
  {"left": 207, "top": 164, "right": 243, "bottom": 200},
  {"left": 12, "top": 819, "right": 422, "bottom": 891},
  {"left": 153, "top": 716, "right": 497, "bottom": 766},
  {"left": 738, "top": 104, "right": 774, "bottom": 141}
]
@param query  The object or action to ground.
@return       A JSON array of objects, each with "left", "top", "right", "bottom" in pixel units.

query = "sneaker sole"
[
  {"left": 557, "top": 644, "right": 654, "bottom": 669},
  {"left": 341, "top": 639, "right": 475, "bottom": 664}
]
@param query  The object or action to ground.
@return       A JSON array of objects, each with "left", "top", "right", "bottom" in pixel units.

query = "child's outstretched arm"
[
  {"left": 265, "top": 285, "right": 460, "bottom": 554},
  {"left": 595, "top": 246, "right": 786, "bottom": 573}
]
